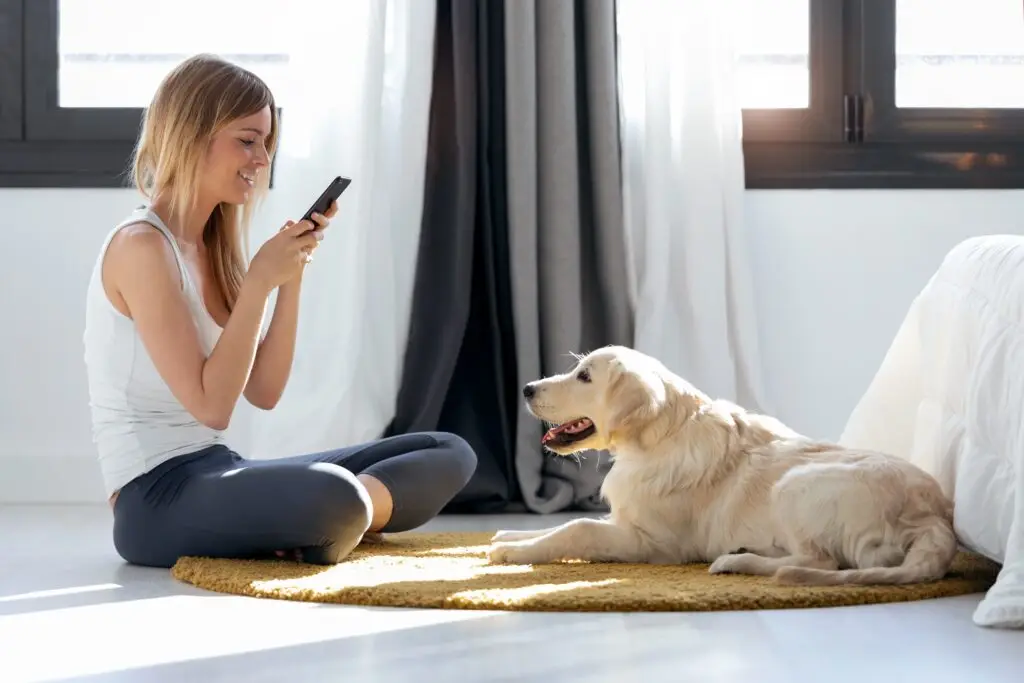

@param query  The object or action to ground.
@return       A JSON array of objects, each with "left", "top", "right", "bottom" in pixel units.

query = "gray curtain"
[
  {"left": 384, "top": 0, "right": 632, "bottom": 514},
  {"left": 505, "top": 0, "right": 633, "bottom": 513}
]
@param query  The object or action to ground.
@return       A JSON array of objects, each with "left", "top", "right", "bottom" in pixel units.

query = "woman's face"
[{"left": 200, "top": 106, "right": 273, "bottom": 206}]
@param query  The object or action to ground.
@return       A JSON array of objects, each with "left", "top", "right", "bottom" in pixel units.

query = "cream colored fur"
[{"left": 487, "top": 346, "right": 958, "bottom": 586}]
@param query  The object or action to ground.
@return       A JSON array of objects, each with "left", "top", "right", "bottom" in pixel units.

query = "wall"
[
  {"left": 746, "top": 189, "right": 1024, "bottom": 437},
  {"left": 1, "top": 187, "right": 1023, "bottom": 503}
]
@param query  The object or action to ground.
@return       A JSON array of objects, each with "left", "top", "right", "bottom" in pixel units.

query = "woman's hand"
[
  {"left": 249, "top": 199, "right": 339, "bottom": 292},
  {"left": 286, "top": 199, "right": 340, "bottom": 263},
  {"left": 247, "top": 220, "right": 323, "bottom": 294},
  {"left": 302, "top": 199, "right": 339, "bottom": 254}
]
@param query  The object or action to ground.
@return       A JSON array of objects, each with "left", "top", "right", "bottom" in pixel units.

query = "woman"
[{"left": 83, "top": 54, "right": 477, "bottom": 569}]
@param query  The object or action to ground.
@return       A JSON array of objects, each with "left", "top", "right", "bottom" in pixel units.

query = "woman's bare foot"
[{"left": 360, "top": 531, "right": 385, "bottom": 545}]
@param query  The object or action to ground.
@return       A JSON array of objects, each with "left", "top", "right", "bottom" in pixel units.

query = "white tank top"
[{"left": 83, "top": 206, "right": 226, "bottom": 498}]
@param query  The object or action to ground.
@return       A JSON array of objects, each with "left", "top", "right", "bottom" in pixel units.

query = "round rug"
[{"left": 170, "top": 531, "right": 1001, "bottom": 612}]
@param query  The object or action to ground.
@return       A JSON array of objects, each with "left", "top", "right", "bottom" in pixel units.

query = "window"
[
  {"left": 4, "top": 0, "right": 1024, "bottom": 189},
  {"left": 0, "top": 0, "right": 20, "bottom": 145},
  {"left": 739, "top": 0, "right": 1024, "bottom": 189},
  {"left": 735, "top": 0, "right": 811, "bottom": 110},
  {"left": 0, "top": 0, "right": 287, "bottom": 187}
]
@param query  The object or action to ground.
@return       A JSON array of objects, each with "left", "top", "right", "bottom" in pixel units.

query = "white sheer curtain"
[
  {"left": 615, "top": 0, "right": 769, "bottom": 411},
  {"left": 226, "top": 0, "right": 436, "bottom": 458}
]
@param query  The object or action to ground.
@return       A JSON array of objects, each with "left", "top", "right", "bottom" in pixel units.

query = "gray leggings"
[{"left": 111, "top": 432, "right": 478, "bottom": 568}]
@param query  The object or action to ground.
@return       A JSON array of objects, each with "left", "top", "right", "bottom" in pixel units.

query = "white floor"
[{"left": 1, "top": 505, "right": 1022, "bottom": 683}]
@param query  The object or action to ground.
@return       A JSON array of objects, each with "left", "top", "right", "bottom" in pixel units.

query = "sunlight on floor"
[
  {"left": 0, "top": 582, "right": 122, "bottom": 602},
  {"left": 1, "top": 592, "right": 500, "bottom": 683},
  {"left": 452, "top": 578, "right": 621, "bottom": 604}
]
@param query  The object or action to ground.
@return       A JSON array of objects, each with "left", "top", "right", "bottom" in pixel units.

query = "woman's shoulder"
[
  {"left": 102, "top": 211, "right": 185, "bottom": 293},
  {"left": 106, "top": 207, "right": 176, "bottom": 261}
]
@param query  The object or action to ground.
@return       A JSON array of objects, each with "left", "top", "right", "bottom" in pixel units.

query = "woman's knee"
[
  {"left": 429, "top": 432, "right": 478, "bottom": 490},
  {"left": 303, "top": 464, "right": 373, "bottom": 561}
]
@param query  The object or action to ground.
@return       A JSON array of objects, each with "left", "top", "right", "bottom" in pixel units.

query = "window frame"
[
  {"left": 23, "top": 0, "right": 142, "bottom": 142},
  {"left": 1, "top": 0, "right": 281, "bottom": 188},
  {"left": 0, "top": 0, "right": 139, "bottom": 186},
  {"left": 0, "top": 0, "right": 22, "bottom": 141},
  {"left": 859, "top": 0, "right": 1024, "bottom": 142},
  {"left": 3, "top": 0, "right": 1024, "bottom": 189},
  {"left": 741, "top": 0, "right": 845, "bottom": 145},
  {"left": 745, "top": 0, "right": 1024, "bottom": 189}
]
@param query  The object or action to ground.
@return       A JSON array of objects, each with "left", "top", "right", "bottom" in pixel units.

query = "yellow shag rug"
[{"left": 170, "top": 531, "right": 1001, "bottom": 613}]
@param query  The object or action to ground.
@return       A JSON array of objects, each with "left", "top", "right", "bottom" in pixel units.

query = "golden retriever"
[{"left": 487, "top": 346, "right": 957, "bottom": 586}]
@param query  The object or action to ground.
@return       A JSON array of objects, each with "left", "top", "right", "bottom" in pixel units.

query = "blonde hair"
[{"left": 130, "top": 53, "right": 279, "bottom": 311}]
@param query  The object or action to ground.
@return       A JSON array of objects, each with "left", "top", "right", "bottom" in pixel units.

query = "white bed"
[{"left": 840, "top": 235, "right": 1024, "bottom": 629}]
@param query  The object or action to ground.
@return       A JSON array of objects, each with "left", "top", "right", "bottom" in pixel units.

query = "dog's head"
[{"left": 522, "top": 345, "right": 708, "bottom": 456}]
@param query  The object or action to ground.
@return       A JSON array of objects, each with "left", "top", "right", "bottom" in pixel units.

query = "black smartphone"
[{"left": 301, "top": 175, "right": 351, "bottom": 225}]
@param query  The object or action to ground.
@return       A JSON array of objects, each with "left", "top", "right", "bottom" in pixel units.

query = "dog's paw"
[
  {"left": 486, "top": 542, "right": 516, "bottom": 564},
  {"left": 708, "top": 554, "right": 742, "bottom": 575},
  {"left": 487, "top": 541, "right": 537, "bottom": 565}
]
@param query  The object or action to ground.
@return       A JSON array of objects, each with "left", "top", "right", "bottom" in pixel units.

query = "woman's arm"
[
  {"left": 109, "top": 224, "right": 271, "bottom": 430},
  {"left": 243, "top": 278, "right": 302, "bottom": 410},
  {"left": 243, "top": 206, "right": 336, "bottom": 410}
]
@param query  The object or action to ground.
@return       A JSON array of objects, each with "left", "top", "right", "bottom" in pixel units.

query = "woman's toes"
[
  {"left": 273, "top": 549, "right": 304, "bottom": 562},
  {"left": 361, "top": 532, "right": 385, "bottom": 545}
]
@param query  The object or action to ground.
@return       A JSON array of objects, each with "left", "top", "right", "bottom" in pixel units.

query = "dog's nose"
[{"left": 522, "top": 383, "right": 536, "bottom": 399}]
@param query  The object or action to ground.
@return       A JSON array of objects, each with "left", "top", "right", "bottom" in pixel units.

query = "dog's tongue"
[{"left": 541, "top": 419, "right": 591, "bottom": 444}]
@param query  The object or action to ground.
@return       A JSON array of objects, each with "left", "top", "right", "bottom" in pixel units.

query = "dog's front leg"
[
  {"left": 487, "top": 518, "right": 643, "bottom": 565},
  {"left": 490, "top": 526, "right": 563, "bottom": 542}
]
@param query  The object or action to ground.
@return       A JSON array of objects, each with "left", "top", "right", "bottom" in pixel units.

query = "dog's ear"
[{"left": 605, "top": 360, "right": 665, "bottom": 445}]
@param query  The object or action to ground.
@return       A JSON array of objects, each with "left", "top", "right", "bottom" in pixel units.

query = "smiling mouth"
[
  {"left": 541, "top": 417, "right": 596, "bottom": 447},
  {"left": 238, "top": 171, "right": 256, "bottom": 187}
]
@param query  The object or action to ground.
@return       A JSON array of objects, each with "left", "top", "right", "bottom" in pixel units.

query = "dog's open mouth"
[{"left": 541, "top": 417, "right": 596, "bottom": 447}]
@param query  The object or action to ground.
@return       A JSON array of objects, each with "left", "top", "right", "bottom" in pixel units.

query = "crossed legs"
[{"left": 112, "top": 433, "right": 478, "bottom": 568}]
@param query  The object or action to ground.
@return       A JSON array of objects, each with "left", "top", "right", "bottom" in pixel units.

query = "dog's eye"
[{"left": 576, "top": 369, "right": 591, "bottom": 383}]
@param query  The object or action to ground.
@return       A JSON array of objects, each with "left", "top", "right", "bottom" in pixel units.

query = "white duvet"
[{"left": 840, "top": 235, "right": 1024, "bottom": 628}]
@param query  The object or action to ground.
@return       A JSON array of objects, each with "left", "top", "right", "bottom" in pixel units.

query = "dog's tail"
[{"left": 773, "top": 518, "right": 958, "bottom": 586}]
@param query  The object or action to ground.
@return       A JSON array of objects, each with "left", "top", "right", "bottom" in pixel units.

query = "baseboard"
[{"left": 0, "top": 455, "right": 107, "bottom": 503}]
